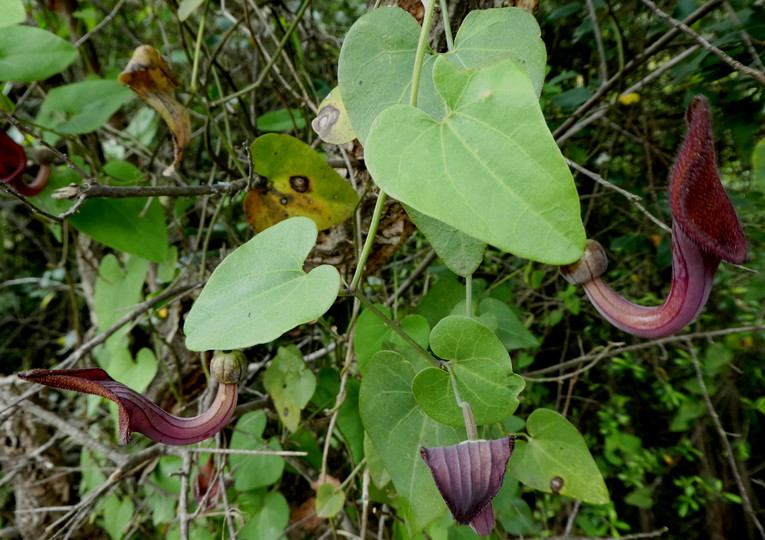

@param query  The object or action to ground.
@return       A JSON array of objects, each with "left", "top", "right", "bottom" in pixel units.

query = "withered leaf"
[{"left": 118, "top": 45, "right": 191, "bottom": 176}]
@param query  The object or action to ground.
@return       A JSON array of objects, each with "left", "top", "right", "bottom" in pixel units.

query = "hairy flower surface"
[{"left": 561, "top": 97, "right": 747, "bottom": 338}]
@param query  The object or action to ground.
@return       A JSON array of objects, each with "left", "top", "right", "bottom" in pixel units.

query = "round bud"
[
  {"left": 559, "top": 239, "right": 608, "bottom": 285},
  {"left": 210, "top": 350, "right": 247, "bottom": 384}
]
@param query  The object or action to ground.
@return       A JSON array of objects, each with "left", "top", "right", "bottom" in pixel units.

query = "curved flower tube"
[
  {"left": 561, "top": 97, "right": 747, "bottom": 338},
  {"left": 421, "top": 437, "right": 514, "bottom": 536},
  {"left": 18, "top": 350, "right": 247, "bottom": 446},
  {"left": 0, "top": 130, "right": 50, "bottom": 196}
]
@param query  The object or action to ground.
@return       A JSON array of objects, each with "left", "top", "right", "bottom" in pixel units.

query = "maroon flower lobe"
[
  {"left": 0, "top": 130, "right": 27, "bottom": 185},
  {"left": 420, "top": 437, "right": 514, "bottom": 536},
  {"left": 670, "top": 96, "right": 747, "bottom": 263},
  {"left": 0, "top": 130, "right": 50, "bottom": 196}
]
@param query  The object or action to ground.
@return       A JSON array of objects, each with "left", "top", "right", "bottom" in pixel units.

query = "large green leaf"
[
  {"left": 184, "top": 217, "right": 340, "bottom": 351},
  {"left": 412, "top": 316, "right": 525, "bottom": 426},
  {"left": 238, "top": 490, "right": 289, "bottom": 540},
  {"left": 229, "top": 411, "right": 285, "bottom": 491},
  {"left": 359, "top": 351, "right": 463, "bottom": 533},
  {"left": 338, "top": 6, "right": 545, "bottom": 144},
  {"left": 405, "top": 204, "right": 485, "bottom": 277},
  {"left": 508, "top": 409, "right": 610, "bottom": 504},
  {"left": 365, "top": 57, "right": 585, "bottom": 264},
  {"left": 68, "top": 198, "right": 168, "bottom": 262},
  {"left": 263, "top": 345, "right": 316, "bottom": 432},
  {"left": 338, "top": 7, "right": 439, "bottom": 144},
  {"left": 0, "top": 26, "right": 77, "bottom": 82},
  {"left": 37, "top": 79, "right": 133, "bottom": 135}
]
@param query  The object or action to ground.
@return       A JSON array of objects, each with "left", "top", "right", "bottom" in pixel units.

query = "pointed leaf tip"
[{"left": 670, "top": 96, "right": 747, "bottom": 263}]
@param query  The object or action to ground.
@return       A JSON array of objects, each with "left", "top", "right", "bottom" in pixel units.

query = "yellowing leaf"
[
  {"left": 244, "top": 134, "right": 360, "bottom": 232},
  {"left": 311, "top": 87, "right": 356, "bottom": 144},
  {"left": 263, "top": 346, "right": 316, "bottom": 432},
  {"left": 118, "top": 45, "right": 190, "bottom": 176}
]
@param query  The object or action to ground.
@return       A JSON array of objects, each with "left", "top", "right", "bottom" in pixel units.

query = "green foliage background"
[{"left": 1, "top": 0, "right": 764, "bottom": 539}]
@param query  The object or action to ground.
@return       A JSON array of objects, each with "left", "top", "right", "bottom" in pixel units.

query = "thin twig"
[
  {"left": 553, "top": 0, "right": 723, "bottom": 141},
  {"left": 53, "top": 178, "right": 249, "bottom": 200},
  {"left": 565, "top": 157, "right": 672, "bottom": 233},
  {"left": 723, "top": 1, "right": 765, "bottom": 72},
  {"left": 73, "top": 0, "right": 127, "bottom": 47},
  {"left": 178, "top": 450, "right": 192, "bottom": 540},
  {"left": 585, "top": 0, "right": 608, "bottom": 84},
  {"left": 1, "top": 184, "right": 65, "bottom": 223},
  {"left": 0, "top": 283, "right": 201, "bottom": 422},
  {"left": 383, "top": 249, "right": 438, "bottom": 308},
  {"left": 0, "top": 111, "right": 93, "bottom": 181},
  {"left": 546, "top": 527, "right": 669, "bottom": 540},
  {"left": 639, "top": 0, "right": 765, "bottom": 85},
  {"left": 178, "top": 447, "right": 308, "bottom": 457},
  {"left": 525, "top": 324, "right": 765, "bottom": 377},
  {"left": 687, "top": 340, "right": 765, "bottom": 539}
]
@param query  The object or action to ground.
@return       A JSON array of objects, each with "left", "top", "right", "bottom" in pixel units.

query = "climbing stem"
[
  {"left": 465, "top": 274, "right": 473, "bottom": 317},
  {"left": 353, "top": 291, "right": 438, "bottom": 367},
  {"left": 349, "top": 191, "right": 387, "bottom": 291},
  {"left": 189, "top": 0, "right": 209, "bottom": 92},
  {"left": 351, "top": 0, "right": 436, "bottom": 291},
  {"left": 410, "top": 0, "right": 438, "bottom": 107}
]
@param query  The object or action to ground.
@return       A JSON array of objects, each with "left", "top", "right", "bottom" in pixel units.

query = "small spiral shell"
[
  {"left": 210, "top": 350, "right": 247, "bottom": 384},
  {"left": 559, "top": 239, "right": 608, "bottom": 285}
]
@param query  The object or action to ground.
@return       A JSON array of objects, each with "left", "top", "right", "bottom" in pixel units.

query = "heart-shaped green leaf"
[
  {"left": 412, "top": 316, "right": 525, "bottom": 426},
  {"left": 366, "top": 57, "right": 585, "bottom": 264},
  {"left": 238, "top": 490, "right": 289, "bottom": 540},
  {"left": 338, "top": 6, "right": 546, "bottom": 144},
  {"left": 360, "top": 350, "right": 463, "bottom": 533},
  {"left": 508, "top": 409, "right": 610, "bottom": 504},
  {"left": 184, "top": 217, "right": 340, "bottom": 351},
  {"left": 263, "top": 345, "right": 317, "bottom": 432},
  {"left": 315, "top": 483, "right": 346, "bottom": 518},
  {"left": 229, "top": 411, "right": 285, "bottom": 491}
]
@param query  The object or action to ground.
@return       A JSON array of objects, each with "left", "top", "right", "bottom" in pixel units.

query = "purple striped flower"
[{"left": 420, "top": 437, "right": 514, "bottom": 536}]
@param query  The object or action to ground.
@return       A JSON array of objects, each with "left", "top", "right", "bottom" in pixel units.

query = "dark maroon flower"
[
  {"left": 0, "top": 130, "right": 50, "bottom": 196},
  {"left": 17, "top": 350, "right": 246, "bottom": 446},
  {"left": 561, "top": 97, "right": 747, "bottom": 338},
  {"left": 420, "top": 437, "right": 514, "bottom": 536}
]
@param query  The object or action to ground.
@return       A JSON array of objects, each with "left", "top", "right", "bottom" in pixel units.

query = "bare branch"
[
  {"left": 687, "top": 341, "right": 765, "bottom": 539},
  {"left": 640, "top": 0, "right": 765, "bottom": 85}
]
